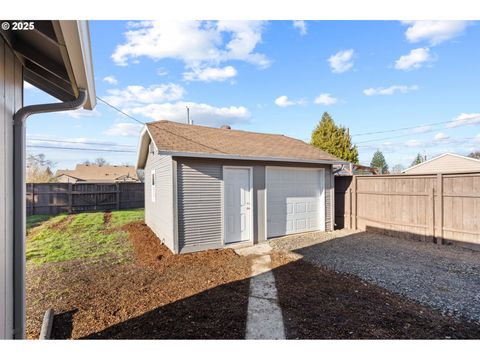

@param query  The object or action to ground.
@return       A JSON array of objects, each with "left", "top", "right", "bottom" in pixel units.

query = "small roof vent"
[{"left": 220, "top": 125, "right": 231, "bottom": 129}]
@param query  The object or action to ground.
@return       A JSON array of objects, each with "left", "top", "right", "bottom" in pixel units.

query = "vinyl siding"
[
  {"left": 144, "top": 152, "right": 175, "bottom": 252},
  {"left": 404, "top": 154, "right": 480, "bottom": 174},
  {"left": 177, "top": 161, "right": 223, "bottom": 253},
  {"left": 174, "top": 157, "right": 334, "bottom": 253},
  {"left": 0, "top": 39, "right": 23, "bottom": 339}
]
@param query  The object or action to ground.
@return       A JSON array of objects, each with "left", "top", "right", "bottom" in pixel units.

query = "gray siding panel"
[
  {"left": 1, "top": 40, "right": 22, "bottom": 339},
  {"left": 175, "top": 157, "right": 333, "bottom": 252},
  {"left": 177, "top": 161, "right": 223, "bottom": 253},
  {"left": 144, "top": 152, "right": 175, "bottom": 252}
]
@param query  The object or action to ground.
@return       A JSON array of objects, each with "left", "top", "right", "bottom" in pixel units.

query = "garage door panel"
[{"left": 267, "top": 167, "right": 325, "bottom": 238}]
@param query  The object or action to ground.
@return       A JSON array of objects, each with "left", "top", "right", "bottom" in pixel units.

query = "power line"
[
  {"left": 28, "top": 138, "right": 136, "bottom": 148},
  {"left": 27, "top": 145, "right": 136, "bottom": 153},
  {"left": 96, "top": 96, "right": 145, "bottom": 125},
  {"left": 355, "top": 126, "right": 444, "bottom": 144},
  {"left": 352, "top": 120, "right": 454, "bottom": 137}
]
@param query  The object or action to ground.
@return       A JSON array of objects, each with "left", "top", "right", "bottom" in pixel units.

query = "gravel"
[{"left": 269, "top": 230, "right": 480, "bottom": 323}]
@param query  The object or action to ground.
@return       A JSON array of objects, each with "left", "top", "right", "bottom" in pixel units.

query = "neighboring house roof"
[
  {"left": 402, "top": 153, "right": 480, "bottom": 174},
  {"left": 333, "top": 163, "right": 378, "bottom": 176},
  {"left": 3, "top": 20, "right": 96, "bottom": 109},
  {"left": 137, "top": 120, "right": 344, "bottom": 169},
  {"left": 55, "top": 164, "right": 140, "bottom": 182}
]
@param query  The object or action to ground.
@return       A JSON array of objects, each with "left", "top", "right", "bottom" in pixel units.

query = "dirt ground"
[
  {"left": 271, "top": 253, "right": 480, "bottom": 339},
  {"left": 26, "top": 221, "right": 252, "bottom": 339},
  {"left": 26, "top": 219, "right": 480, "bottom": 339}
]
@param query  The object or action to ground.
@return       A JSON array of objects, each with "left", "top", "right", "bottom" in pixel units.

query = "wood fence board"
[
  {"left": 26, "top": 182, "right": 144, "bottom": 215},
  {"left": 335, "top": 172, "right": 480, "bottom": 248}
]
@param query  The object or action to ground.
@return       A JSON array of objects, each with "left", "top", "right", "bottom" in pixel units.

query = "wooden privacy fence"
[
  {"left": 27, "top": 182, "right": 144, "bottom": 215},
  {"left": 335, "top": 172, "right": 480, "bottom": 248}
]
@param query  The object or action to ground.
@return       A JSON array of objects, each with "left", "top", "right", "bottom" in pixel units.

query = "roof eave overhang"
[
  {"left": 158, "top": 150, "right": 346, "bottom": 165},
  {"left": 136, "top": 126, "right": 159, "bottom": 170},
  {"left": 58, "top": 21, "right": 96, "bottom": 109}
]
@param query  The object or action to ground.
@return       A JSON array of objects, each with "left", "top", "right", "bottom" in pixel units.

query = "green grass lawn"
[{"left": 26, "top": 209, "right": 144, "bottom": 266}]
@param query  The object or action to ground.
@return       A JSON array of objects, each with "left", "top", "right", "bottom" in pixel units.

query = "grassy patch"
[
  {"left": 26, "top": 214, "right": 56, "bottom": 231},
  {"left": 26, "top": 209, "right": 144, "bottom": 266}
]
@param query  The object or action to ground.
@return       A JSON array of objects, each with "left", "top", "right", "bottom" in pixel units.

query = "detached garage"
[{"left": 136, "top": 120, "right": 343, "bottom": 254}]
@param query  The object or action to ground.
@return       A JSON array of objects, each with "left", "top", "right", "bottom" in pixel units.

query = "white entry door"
[
  {"left": 266, "top": 167, "right": 325, "bottom": 238},
  {"left": 224, "top": 167, "right": 252, "bottom": 244}
]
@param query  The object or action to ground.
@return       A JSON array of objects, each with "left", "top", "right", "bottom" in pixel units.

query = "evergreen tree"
[
  {"left": 410, "top": 153, "right": 426, "bottom": 167},
  {"left": 370, "top": 150, "right": 389, "bottom": 174},
  {"left": 310, "top": 112, "right": 359, "bottom": 163}
]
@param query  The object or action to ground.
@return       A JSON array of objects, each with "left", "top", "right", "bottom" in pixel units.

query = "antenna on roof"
[{"left": 186, "top": 106, "right": 190, "bottom": 125}]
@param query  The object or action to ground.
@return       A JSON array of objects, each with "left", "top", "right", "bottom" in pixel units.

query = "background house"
[
  {"left": 0, "top": 20, "right": 95, "bottom": 339},
  {"left": 402, "top": 153, "right": 480, "bottom": 174},
  {"left": 55, "top": 164, "right": 141, "bottom": 183},
  {"left": 333, "top": 163, "right": 378, "bottom": 176},
  {"left": 136, "top": 120, "right": 343, "bottom": 254}
]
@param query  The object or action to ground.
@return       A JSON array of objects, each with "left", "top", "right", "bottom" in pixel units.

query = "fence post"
[
  {"left": 436, "top": 174, "right": 444, "bottom": 245},
  {"left": 116, "top": 183, "right": 120, "bottom": 210},
  {"left": 30, "top": 183, "right": 35, "bottom": 216},
  {"left": 348, "top": 187, "right": 352, "bottom": 229},
  {"left": 68, "top": 183, "right": 72, "bottom": 214},
  {"left": 429, "top": 186, "right": 435, "bottom": 243},
  {"left": 352, "top": 176, "right": 357, "bottom": 230}
]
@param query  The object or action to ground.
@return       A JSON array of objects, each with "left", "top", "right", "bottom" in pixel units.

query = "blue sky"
[{"left": 26, "top": 20, "right": 480, "bottom": 170}]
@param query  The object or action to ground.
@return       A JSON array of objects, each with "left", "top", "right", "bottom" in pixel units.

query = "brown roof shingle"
[
  {"left": 55, "top": 164, "right": 139, "bottom": 182},
  {"left": 146, "top": 120, "right": 341, "bottom": 163}
]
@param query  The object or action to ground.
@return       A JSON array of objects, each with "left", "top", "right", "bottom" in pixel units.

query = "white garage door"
[{"left": 266, "top": 167, "right": 325, "bottom": 238}]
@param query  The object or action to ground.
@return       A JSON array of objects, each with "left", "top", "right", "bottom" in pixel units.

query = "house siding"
[
  {"left": 144, "top": 152, "right": 175, "bottom": 252},
  {"left": 0, "top": 39, "right": 23, "bottom": 339},
  {"left": 175, "top": 157, "right": 333, "bottom": 253},
  {"left": 404, "top": 154, "right": 480, "bottom": 174},
  {"left": 177, "top": 161, "right": 223, "bottom": 253}
]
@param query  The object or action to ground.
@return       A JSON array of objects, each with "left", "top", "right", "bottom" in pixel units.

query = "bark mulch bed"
[
  {"left": 26, "top": 221, "right": 251, "bottom": 339},
  {"left": 270, "top": 253, "right": 480, "bottom": 339}
]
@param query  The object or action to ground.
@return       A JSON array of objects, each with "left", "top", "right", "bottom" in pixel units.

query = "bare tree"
[
  {"left": 94, "top": 157, "right": 109, "bottom": 166},
  {"left": 391, "top": 164, "right": 405, "bottom": 174},
  {"left": 26, "top": 153, "right": 56, "bottom": 183},
  {"left": 468, "top": 151, "right": 480, "bottom": 160}
]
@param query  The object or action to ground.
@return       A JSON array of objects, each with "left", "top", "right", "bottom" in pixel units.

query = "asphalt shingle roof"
[{"left": 146, "top": 120, "right": 341, "bottom": 163}]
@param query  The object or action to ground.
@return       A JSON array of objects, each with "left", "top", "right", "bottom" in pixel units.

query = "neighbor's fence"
[
  {"left": 26, "top": 182, "right": 144, "bottom": 215},
  {"left": 335, "top": 172, "right": 480, "bottom": 248}
]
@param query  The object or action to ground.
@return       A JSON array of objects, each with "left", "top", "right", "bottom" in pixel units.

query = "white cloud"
[
  {"left": 274, "top": 95, "right": 306, "bottom": 107},
  {"left": 394, "top": 48, "right": 434, "bottom": 71},
  {"left": 104, "top": 83, "right": 185, "bottom": 107},
  {"left": 412, "top": 125, "right": 432, "bottom": 134},
  {"left": 363, "top": 85, "right": 419, "bottom": 96},
  {"left": 293, "top": 20, "right": 307, "bottom": 35},
  {"left": 103, "top": 76, "right": 118, "bottom": 85},
  {"left": 328, "top": 49, "right": 355, "bottom": 73},
  {"left": 112, "top": 21, "right": 270, "bottom": 69},
  {"left": 314, "top": 93, "right": 338, "bottom": 105},
  {"left": 129, "top": 101, "right": 250, "bottom": 127},
  {"left": 405, "top": 139, "right": 423, "bottom": 147},
  {"left": 447, "top": 113, "right": 480, "bottom": 128},
  {"left": 434, "top": 132, "right": 449, "bottom": 141},
  {"left": 104, "top": 123, "right": 143, "bottom": 137},
  {"left": 156, "top": 68, "right": 168, "bottom": 76},
  {"left": 403, "top": 21, "right": 469, "bottom": 46},
  {"left": 24, "top": 81, "right": 35, "bottom": 90},
  {"left": 183, "top": 66, "right": 237, "bottom": 82},
  {"left": 66, "top": 108, "right": 102, "bottom": 119}
]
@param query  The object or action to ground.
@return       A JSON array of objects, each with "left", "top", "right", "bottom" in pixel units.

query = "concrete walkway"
[{"left": 236, "top": 244, "right": 285, "bottom": 339}]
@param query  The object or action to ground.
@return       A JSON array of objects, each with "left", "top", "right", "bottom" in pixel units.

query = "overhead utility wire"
[{"left": 27, "top": 145, "right": 136, "bottom": 153}]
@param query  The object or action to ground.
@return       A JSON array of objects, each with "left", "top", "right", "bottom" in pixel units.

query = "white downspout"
[{"left": 12, "top": 89, "right": 87, "bottom": 339}]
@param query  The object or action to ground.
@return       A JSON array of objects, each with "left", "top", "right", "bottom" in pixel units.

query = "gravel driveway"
[{"left": 270, "top": 230, "right": 480, "bottom": 323}]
